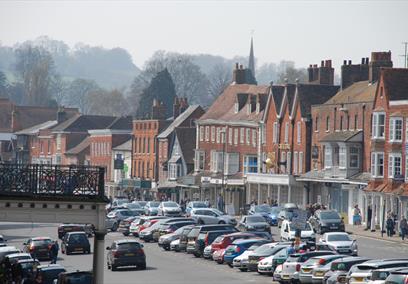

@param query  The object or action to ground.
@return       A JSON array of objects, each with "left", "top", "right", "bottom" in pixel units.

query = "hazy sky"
[{"left": 1, "top": 0, "right": 407, "bottom": 71}]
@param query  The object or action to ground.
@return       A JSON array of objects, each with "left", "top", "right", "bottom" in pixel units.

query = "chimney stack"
[
  {"left": 369, "top": 51, "right": 393, "bottom": 83},
  {"left": 152, "top": 99, "right": 167, "bottom": 120},
  {"left": 307, "top": 59, "right": 334, "bottom": 85},
  {"left": 341, "top": 57, "right": 369, "bottom": 89},
  {"left": 57, "top": 106, "right": 67, "bottom": 124}
]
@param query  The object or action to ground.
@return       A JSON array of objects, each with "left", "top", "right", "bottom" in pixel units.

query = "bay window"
[
  {"left": 349, "top": 147, "right": 360, "bottom": 168},
  {"left": 243, "top": 155, "right": 258, "bottom": 174},
  {"left": 195, "top": 151, "right": 205, "bottom": 171},
  {"left": 225, "top": 153, "right": 239, "bottom": 175},
  {"left": 324, "top": 146, "right": 332, "bottom": 169},
  {"left": 199, "top": 126, "right": 204, "bottom": 141},
  {"left": 211, "top": 151, "right": 224, "bottom": 173},
  {"left": 372, "top": 112, "right": 385, "bottom": 139}
]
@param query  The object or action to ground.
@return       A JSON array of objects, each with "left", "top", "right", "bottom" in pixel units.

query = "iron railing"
[{"left": 0, "top": 164, "right": 105, "bottom": 200}]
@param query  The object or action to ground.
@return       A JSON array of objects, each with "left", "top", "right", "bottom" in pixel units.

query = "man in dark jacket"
[{"left": 50, "top": 240, "right": 59, "bottom": 264}]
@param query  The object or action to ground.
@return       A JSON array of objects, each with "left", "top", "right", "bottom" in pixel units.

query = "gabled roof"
[
  {"left": 158, "top": 105, "right": 203, "bottom": 139},
  {"left": 271, "top": 86, "right": 285, "bottom": 112},
  {"left": 113, "top": 139, "right": 132, "bottom": 151},
  {"left": 320, "top": 130, "right": 362, "bottom": 142},
  {"left": 52, "top": 115, "right": 117, "bottom": 133},
  {"left": 15, "top": 120, "right": 58, "bottom": 135},
  {"left": 65, "top": 137, "right": 90, "bottom": 155},
  {"left": 174, "top": 127, "right": 196, "bottom": 165},
  {"left": 199, "top": 84, "right": 269, "bottom": 123},
  {"left": 279, "top": 84, "right": 296, "bottom": 118},
  {"left": 323, "top": 81, "right": 377, "bottom": 105},
  {"left": 106, "top": 116, "right": 133, "bottom": 130},
  {"left": 293, "top": 84, "right": 340, "bottom": 118},
  {"left": 381, "top": 68, "right": 408, "bottom": 101}
]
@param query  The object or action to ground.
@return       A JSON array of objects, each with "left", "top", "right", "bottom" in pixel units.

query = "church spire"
[{"left": 248, "top": 36, "right": 255, "bottom": 79}]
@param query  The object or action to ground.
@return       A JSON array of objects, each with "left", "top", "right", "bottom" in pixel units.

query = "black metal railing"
[{"left": 0, "top": 164, "right": 105, "bottom": 200}]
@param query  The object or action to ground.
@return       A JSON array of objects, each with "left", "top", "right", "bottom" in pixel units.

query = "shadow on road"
[
  {"left": 112, "top": 266, "right": 157, "bottom": 272},
  {"left": 0, "top": 222, "right": 55, "bottom": 230}
]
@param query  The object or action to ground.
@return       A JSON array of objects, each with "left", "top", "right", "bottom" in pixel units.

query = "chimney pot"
[
  {"left": 328, "top": 60, "right": 332, "bottom": 68},
  {"left": 239, "top": 64, "right": 243, "bottom": 69},
  {"left": 269, "top": 81, "right": 273, "bottom": 87},
  {"left": 235, "top": 62, "right": 239, "bottom": 69},
  {"left": 321, "top": 60, "right": 324, "bottom": 67},
  {"left": 361, "top": 58, "right": 365, "bottom": 64},
  {"left": 366, "top": 57, "right": 369, "bottom": 64},
  {"left": 348, "top": 60, "right": 352, "bottom": 65},
  {"left": 343, "top": 60, "right": 347, "bottom": 65}
]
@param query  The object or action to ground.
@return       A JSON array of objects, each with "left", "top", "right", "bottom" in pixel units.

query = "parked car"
[
  {"left": 190, "top": 208, "right": 237, "bottom": 225},
  {"left": 147, "top": 218, "right": 192, "bottom": 242},
  {"left": 324, "top": 257, "right": 370, "bottom": 284},
  {"left": 299, "top": 254, "right": 347, "bottom": 284},
  {"left": 384, "top": 269, "right": 408, "bottom": 284},
  {"left": 154, "top": 220, "right": 196, "bottom": 242},
  {"left": 257, "top": 243, "right": 292, "bottom": 276},
  {"left": 211, "top": 232, "right": 261, "bottom": 256},
  {"left": 280, "top": 220, "right": 316, "bottom": 242},
  {"left": 247, "top": 242, "right": 289, "bottom": 272},
  {"left": 170, "top": 239, "right": 181, "bottom": 252},
  {"left": 144, "top": 201, "right": 161, "bottom": 216},
  {"left": 133, "top": 201, "right": 147, "bottom": 209},
  {"left": 57, "top": 224, "right": 92, "bottom": 239},
  {"left": 233, "top": 242, "right": 266, "bottom": 271},
  {"left": 55, "top": 271, "right": 92, "bottom": 284},
  {"left": 366, "top": 267, "right": 408, "bottom": 284},
  {"left": 0, "top": 246, "right": 20, "bottom": 262},
  {"left": 212, "top": 247, "right": 227, "bottom": 264},
  {"left": 106, "top": 209, "right": 135, "bottom": 232},
  {"left": 318, "top": 232, "right": 358, "bottom": 256},
  {"left": 36, "top": 264, "right": 66, "bottom": 284},
  {"left": 158, "top": 201, "right": 182, "bottom": 217},
  {"left": 238, "top": 215, "right": 270, "bottom": 232},
  {"left": 194, "top": 230, "right": 236, "bottom": 257},
  {"left": 61, "top": 232, "right": 91, "bottom": 255},
  {"left": 124, "top": 203, "right": 145, "bottom": 215},
  {"left": 16, "top": 259, "right": 40, "bottom": 280},
  {"left": 185, "top": 201, "right": 208, "bottom": 215},
  {"left": 139, "top": 220, "right": 165, "bottom": 242},
  {"left": 23, "top": 237, "right": 53, "bottom": 260},
  {"left": 107, "top": 198, "right": 129, "bottom": 212},
  {"left": 309, "top": 210, "right": 345, "bottom": 234},
  {"left": 106, "top": 240, "right": 146, "bottom": 271},
  {"left": 175, "top": 225, "right": 196, "bottom": 252},
  {"left": 223, "top": 238, "right": 269, "bottom": 267},
  {"left": 186, "top": 224, "right": 239, "bottom": 254},
  {"left": 129, "top": 216, "right": 167, "bottom": 236},
  {"left": 279, "top": 251, "right": 336, "bottom": 283},
  {"left": 118, "top": 216, "right": 140, "bottom": 236},
  {"left": 348, "top": 260, "right": 408, "bottom": 284},
  {"left": 249, "top": 205, "right": 282, "bottom": 226},
  {"left": 4, "top": 252, "right": 33, "bottom": 264},
  {"left": 158, "top": 225, "right": 195, "bottom": 251}
]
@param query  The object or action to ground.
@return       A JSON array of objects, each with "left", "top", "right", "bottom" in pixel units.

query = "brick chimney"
[
  {"left": 341, "top": 57, "right": 369, "bottom": 89},
  {"left": 57, "top": 106, "right": 67, "bottom": 123},
  {"left": 179, "top": 97, "right": 188, "bottom": 114},
  {"left": 232, "top": 63, "right": 257, "bottom": 85},
  {"left": 173, "top": 97, "right": 180, "bottom": 119},
  {"left": 152, "top": 99, "right": 167, "bottom": 120},
  {"left": 369, "top": 51, "right": 393, "bottom": 83},
  {"left": 307, "top": 60, "right": 334, "bottom": 85}
]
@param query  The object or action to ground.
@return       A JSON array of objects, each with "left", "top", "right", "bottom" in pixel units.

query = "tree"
[
  {"left": 0, "top": 70, "right": 7, "bottom": 98},
  {"left": 256, "top": 63, "right": 278, "bottom": 85},
  {"left": 207, "top": 63, "right": 232, "bottom": 100},
  {"left": 65, "top": 78, "right": 100, "bottom": 114},
  {"left": 88, "top": 89, "right": 130, "bottom": 116},
  {"left": 48, "top": 74, "right": 69, "bottom": 105},
  {"left": 276, "top": 61, "right": 308, "bottom": 84},
  {"left": 14, "top": 45, "right": 55, "bottom": 106},
  {"left": 136, "top": 68, "right": 176, "bottom": 119}
]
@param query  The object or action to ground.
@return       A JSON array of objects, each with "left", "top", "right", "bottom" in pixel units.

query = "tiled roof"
[
  {"left": 52, "top": 115, "right": 117, "bottom": 132},
  {"left": 271, "top": 86, "right": 285, "bottom": 112},
  {"left": 157, "top": 105, "right": 204, "bottom": 139},
  {"left": 175, "top": 127, "right": 196, "bottom": 165},
  {"left": 295, "top": 84, "right": 340, "bottom": 117},
  {"left": 199, "top": 84, "right": 269, "bottom": 123},
  {"left": 106, "top": 116, "right": 133, "bottom": 130},
  {"left": 113, "top": 139, "right": 132, "bottom": 151},
  {"left": 65, "top": 137, "right": 90, "bottom": 155},
  {"left": 15, "top": 120, "right": 58, "bottom": 135},
  {"left": 323, "top": 81, "right": 377, "bottom": 105},
  {"left": 381, "top": 68, "right": 408, "bottom": 101},
  {"left": 320, "top": 130, "right": 362, "bottom": 142}
]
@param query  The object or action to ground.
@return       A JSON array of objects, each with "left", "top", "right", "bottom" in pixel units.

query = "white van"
[{"left": 280, "top": 220, "right": 315, "bottom": 242}]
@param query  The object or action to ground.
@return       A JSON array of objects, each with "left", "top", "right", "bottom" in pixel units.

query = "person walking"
[
  {"left": 386, "top": 215, "right": 395, "bottom": 237},
  {"left": 287, "top": 242, "right": 296, "bottom": 255},
  {"left": 353, "top": 205, "right": 361, "bottom": 225},
  {"left": 400, "top": 216, "right": 408, "bottom": 241},
  {"left": 50, "top": 240, "right": 59, "bottom": 264},
  {"left": 365, "top": 205, "right": 372, "bottom": 230},
  {"left": 217, "top": 194, "right": 224, "bottom": 212}
]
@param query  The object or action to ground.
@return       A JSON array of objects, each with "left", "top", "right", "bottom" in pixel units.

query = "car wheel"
[
  {"left": 198, "top": 219, "right": 205, "bottom": 225},
  {"left": 227, "top": 263, "right": 233, "bottom": 268},
  {"left": 123, "top": 232, "right": 129, "bottom": 236},
  {"left": 216, "top": 260, "right": 223, "bottom": 264},
  {"left": 111, "top": 265, "right": 117, "bottom": 271},
  {"left": 66, "top": 250, "right": 71, "bottom": 255},
  {"left": 218, "top": 220, "right": 226, "bottom": 224},
  {"left": 164, "top": 246, "right": 170, "bottom": 251},
  {"left": 111, "top": 223, "right": 118, "bottom": 232},
  {"left": 139, "top": 263, "right": 146, "bottom": 270},
  {"left": 239, "top": 268, "right": 247, "bottom": 272}
]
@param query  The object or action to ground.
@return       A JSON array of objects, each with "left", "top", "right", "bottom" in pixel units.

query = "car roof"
[
  {"left": 201, "top": 230, "right": 235, "bottom": 235},
  {"left": 66, "top": 232, "right": 87, "bottom": 236},
  {"left": 310, "top": 254, "right": 346, "bottom": 260},
  {"left": 6, "top": 253, "right": 31, "bottom": 258},
  {"left": 233, "top": 238, "right": 264, "bottom": 245},
  {"left": 38, "top": 264, "right": 65, "bottom": 270},
  {"left": 32, "top": 237, "right": 52, "bottom": 241},
  {"left": 290, "top": 251, "right": 334, "bottom": 257},
  {"left": 0, "top": 246, "right": 18, "bottom": 252},
  {"left": 324, "top": 232, "right": 349, "bottom": 236},
  {"left": 115, "top": 239, "right": 141, "bottom": 245},
  {"left": 333, "top": 256, "right": 370, "bottom": 263}
]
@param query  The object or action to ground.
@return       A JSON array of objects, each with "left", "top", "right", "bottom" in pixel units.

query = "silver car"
[
  {"left": 190, "top": 208, "right": 237, "bottom": 225},
  {"left": 106, "top": 209, "right": 134, "bottom": 232},
  {"left": 158, "top": 202, "right": 182, "bottom": 217},
  {"left": 319, "top": 232, "right": 358, "bottom": 256},
  {"left": 145, "top": 201, "right": 161, "bottom": 216}
]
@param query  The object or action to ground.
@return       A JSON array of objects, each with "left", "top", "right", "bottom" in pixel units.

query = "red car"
[{"left": 211, "top": 232, "right": 259, "bottom": 255}]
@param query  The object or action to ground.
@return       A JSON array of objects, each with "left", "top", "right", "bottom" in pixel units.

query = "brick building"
[
  {"left": 298, "top": 52, "right": 394, "bottom": 224},
  {"left": 247, "top": 60, "right": 339, "bottom": 208},
  {"left": 364, "top": 68, "right": 408, "bottom": 228}
]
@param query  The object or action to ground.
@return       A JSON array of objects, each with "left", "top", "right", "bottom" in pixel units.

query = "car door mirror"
[{"left": 106, "top": 246, "right": 111, "bottom": 250}]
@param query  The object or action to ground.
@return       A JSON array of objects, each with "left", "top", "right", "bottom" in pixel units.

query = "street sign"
[
  {"left": 290, "top": 209, "right": 308, "bottom": 230},
  {"left": 123, "top": 164, "right": 128, "bottom": 173}
]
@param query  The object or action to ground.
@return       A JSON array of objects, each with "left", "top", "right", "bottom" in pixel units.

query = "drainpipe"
[{"left": 361, "top": 104, "right": 366, "bottom": 172}]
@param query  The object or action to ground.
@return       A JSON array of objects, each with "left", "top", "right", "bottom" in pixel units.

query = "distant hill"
[{"left": 0, "top": 36, "right": 140, "bottom": 89}]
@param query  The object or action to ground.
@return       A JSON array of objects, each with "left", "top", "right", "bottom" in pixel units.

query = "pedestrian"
[
  {"left": 366, "top": 205, "right": 372, "bottom": 230},
  {"left": 50, "top": 240, "right": 59, "bottom": 264},
  {"left": 400, "top": 216, "right": 408, "bottom": 241},
  {"left": 287, "top": 242, "right": 296, "bottom": 255},
  {"left": 386, "top": 215, "right": 395, "bottom": 237},
  {"left": 217, "top": 194, "right": 224, "bottom": 212},
  {"left": 353, "top": 205, "right": 361, "bottom": 225}
]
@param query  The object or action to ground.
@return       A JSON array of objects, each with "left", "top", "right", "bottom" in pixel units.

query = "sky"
[{"left": 1, "top": 0, "right": 407, "bottom": 71}]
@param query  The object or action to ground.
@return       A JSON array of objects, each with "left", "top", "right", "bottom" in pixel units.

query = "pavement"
[{"left": 345, "top": 224, "right": 408, "bottom": 244}]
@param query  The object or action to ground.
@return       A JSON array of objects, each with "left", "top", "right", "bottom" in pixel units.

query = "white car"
[
  {"left": 158, "top": 202, "right": 182, "bottom": 217},
  {"left": 190, "top": 208, "right": 237, "bottom": 225},
  {"left": 280, "top": 220, "right": 315, "bottom": 242},
  {"left": 258, "top": 244, "right": 291, "bottom": 275},
  {"left": 232, "top": 243, "right": 260, "bottom": 271},
  {"left": 319, "top": 232, "right": 358, "bottom": 256}
]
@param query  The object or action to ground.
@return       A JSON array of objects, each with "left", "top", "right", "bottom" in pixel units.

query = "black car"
[
  {"left": 36, "top": 264, "right": 66, "bottom": 284},
  {"left": 56, "top": 271, "right": 92, "bottom": 284},
  {"left": 57, "top": 224, "right": 93, "bottom": 239},
  {"left": 61, "top": 232, "right": 91, "bottom": 255},
  {"left": 194, "top": 229, "right": 236, "bottom": 257},
  {"left": 238, "top": 215, "right": 270, "bottom": 232},
  {"left": 247, "top": 243, "right": 289, "bottom": 272},
  {"left": 23, "top": 237, "right": 53, "bottom": 260},
  {"left": 107, "top": 240, "right": 146, "bottom": 271},
  {"left": 309, "top": 210, "right": 345, "bottom": 234}
]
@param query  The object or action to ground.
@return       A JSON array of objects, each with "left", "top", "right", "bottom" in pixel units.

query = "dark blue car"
[
  {"left": 223, "top": 238, "right": 269, "bottom": 267},
  {"left": 249, "top": 205, "right": 281, "bottom": 226}
]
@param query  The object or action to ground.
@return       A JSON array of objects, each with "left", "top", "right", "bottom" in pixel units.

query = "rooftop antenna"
[{"left": 400, "top": 42, "right": 408, "bottom": 68}]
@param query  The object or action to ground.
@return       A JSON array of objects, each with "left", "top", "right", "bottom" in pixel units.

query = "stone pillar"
[
  {"left": 257, "top": 184, "right": 261, "bottom": 205},
  {"left": 277, "top": 185, "right": 281, "bottom": 205},
  {"left": 288, "top": 185, "right": 292, "bottom": 203},
  {"left": 268, "top": 184, "right": 271, "bottom": 205},
  {"left": 247, "top": 183, "right": 251, "bottom": 205},
  {"left": 93, "top": 231, "right": 106, "bottom": 284}
]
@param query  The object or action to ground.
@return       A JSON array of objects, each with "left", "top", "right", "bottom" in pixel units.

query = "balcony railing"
[{"left": 0, "top": 164, "right": 106, "bottom": 201}]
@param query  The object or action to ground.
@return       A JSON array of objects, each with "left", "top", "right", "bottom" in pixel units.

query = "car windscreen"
[
  {"left": 68, "top": 234, "right": 88, "bottom": 243},
  {"left": 331, "top": 262, "right": 348, "bottom": 271},
  {"left": 197, "top": 233, "right": 206, "bottom": 240},
  {"left": 320, "top": 211, "right": 341, "bottom": 220},
  {"left": 289, "top": 223, "right": 312, "bottom": 231},
  {"left": 371, "top": 271, "right": 391, "bottom": 281},
  {"left": 247, "top": 216, "right": 266, "bottom": 223},
  {"left": 192, "top": 202, "right": 207, "bottom": 208},
  {"left": 270, "top": 207, "right": 282, "bottom": 214},
  {"left": 254, "top": 244, "right": 276, "bottom": 255},
  {"left": 127, "top": 203, "right": 141, "bottom": 209},
  {"left": 119, "top": 210, "right": 133, "bottom": 216},
  {"left": 63, "top": 273, "right": 92, "bottom": 284},
  {"left": 117, "top": 243, "right": 141, "bottom": 251},
  {"left": 149, "top": 202, "right": 160, "bottom": 207},
  {"left": 327, "top": 234, "right": 351, "bottom": 242},
  {"left": 286, "top": 255, "right": 301, "bottom": 263},
  {"left": 188, "top": 228, "right": 200, "bottom": 238},
  {"left": 174, "top": 226, "right": 189, "bottom": 234},
  {"left": 163, "top": 202, "right": 178, "bottom": 207},
  {"left": 254, "top": 205, "right": 272, "bottom": 213},
  {"left": 42, "top": 268, "right": 66, "bottom": 282}
]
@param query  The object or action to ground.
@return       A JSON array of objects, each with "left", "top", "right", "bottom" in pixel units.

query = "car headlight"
[{"left": 247, "top": 225, "right": 254, "bottom": 229}]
